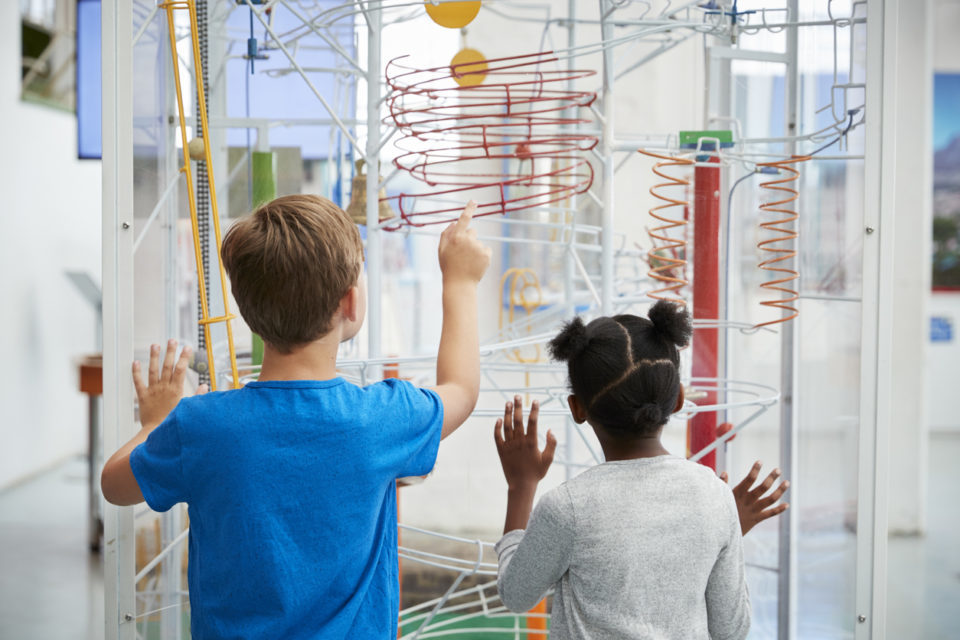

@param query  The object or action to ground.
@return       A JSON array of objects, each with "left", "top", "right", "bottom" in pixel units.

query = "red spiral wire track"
[
  {"left": 381, "top": 51, "right": 598, "bottom": 229},
  {"left": 754, "top": 155, "right": 810, "bottom": 328},
  {"left": 638, "top": 150, "right": 693, "bottom": 303}
]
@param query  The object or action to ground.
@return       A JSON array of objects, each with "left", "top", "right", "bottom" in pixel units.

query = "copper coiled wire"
[
  {"left": 638, "top": 150, "right": 694, "bottom": 303},
  {"left": 382, "top": 51, "right": 598, "bottom": 229},
  {"left": 754, "top": 155, "right": 811, "bottom": 328}
]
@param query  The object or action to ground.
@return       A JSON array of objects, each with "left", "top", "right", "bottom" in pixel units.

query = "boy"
[{"left": 101, "top": 195, "right": 491, "bottom": 639}]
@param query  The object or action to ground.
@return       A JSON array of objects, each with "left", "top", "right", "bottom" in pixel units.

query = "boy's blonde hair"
[{"left": 222, "top": 194, "right": 363, "bottom": 353}]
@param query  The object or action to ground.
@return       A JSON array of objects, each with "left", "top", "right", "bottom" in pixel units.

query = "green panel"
[
  {"left": 251, "top": 151, "right": 277, "bottom": 207},
  {"left": 250, "top": 151, "right": 276, "bottom": 368},
  {"left": 678, "top": 129, "right": 734, "bottom": 146}
]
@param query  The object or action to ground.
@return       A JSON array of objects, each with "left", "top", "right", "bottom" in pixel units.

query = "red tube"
[{"left": 689, "top": 157, "right": 720, "bottom": 470}]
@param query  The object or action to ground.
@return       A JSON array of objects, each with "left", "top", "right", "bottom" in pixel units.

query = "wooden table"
[{"left": 78, "top": 355, "right": 102, "bottom": 552}]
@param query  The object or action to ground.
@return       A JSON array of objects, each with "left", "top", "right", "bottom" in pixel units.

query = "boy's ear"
[
  {"left": 339, "top": 285, "right": 361, "bottom": 323},
  {"left": 674, "top": 385, "right": 686, "bottom": 413},
  {"left": 567, "top": 395, "right": 588, "bottom": 424}
]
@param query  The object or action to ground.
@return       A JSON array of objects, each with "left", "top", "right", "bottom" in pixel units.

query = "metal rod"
[
  {"left": 778, "top": 2, "right": 800, "bottom": 637},
  {"left": 599, "top": 0, "right": 615, "bottom": 315},
  {"left": 365, "top": 0, "right": 382, "bottom": 371},
  {"left": 101, "top": 0, "right": 137, "bottom": 637}
]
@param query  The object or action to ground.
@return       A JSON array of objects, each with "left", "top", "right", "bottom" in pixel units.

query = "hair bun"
[
  {"left": 648, "top": 300, "right": 692, "bottom": 348},
  {"left": 633, "top": 403, "right": 663, "bottom": 426},
  {"left": 549, "top": 317, "right": 590, "bottom": 362}
]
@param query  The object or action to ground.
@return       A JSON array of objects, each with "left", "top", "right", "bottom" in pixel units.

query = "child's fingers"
[
  {"left": 494, "top": 419, "right": 505, "bottom": 452},
  {"left": 756, "top": 480, "right": 790, "bottom": 509},
  {"left": 172, "top": 346, "right": 192, "bottom": 387},
  {"left": 756, "top": 502, "right": 789, "bottom": 524},
  {"left": 719, "top": 471, "right": 729, "bottom": 484},
  {"left": 512, "top": 395, "right": 525, "bottom": 436},
  {"left": 195, "top": 383, "right": 209, "bottom": 396},
  {"left": 456, "top": 200, "right": 477, "bottom": 228},
  {"left": 526, "top": 399, "right": 540, "bottom": 443},
  {"left": 502, "top": 402, "right": 514, "bottom": 440},
  {"left": 541, "top": 430, "right": 557, "bottom": 470},
  {"left": 749, "top": 468, "right": 781, "bottom": 499},
  {"left": 160, "top": 339, "right": 178, "bottom": 381},
  {"left": 132, "top": 360, "right": 147, "bottom": 399},
  {"left": 147, "top": 344, "right": 161, "bottom": 385},
  {"left": 733, "top": 460, "right": 762, "bottom": 494}
]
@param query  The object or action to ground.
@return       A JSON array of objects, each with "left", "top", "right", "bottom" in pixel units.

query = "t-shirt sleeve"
[
  {"left": 376, "top": 379, "right": 444, "bottom": 479},
  {"left": 494, "top": 486, "right": 574, "bottom": 612},
  {"left": 129, "top": 409, "right": 188, "bottom": 512},
  {"left": 705, "top": 488, "right": 751, "bottom": 640}
]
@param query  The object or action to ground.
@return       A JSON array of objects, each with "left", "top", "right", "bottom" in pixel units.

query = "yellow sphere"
[
  {"left": 450, "top": 48, "right": 488, "bottom": 87},
  {"left": 424, "top": 1, "right": 481, "bottom": 29},
  {"left": 187, "top": 137, "right": 206, "bottom": 161}
]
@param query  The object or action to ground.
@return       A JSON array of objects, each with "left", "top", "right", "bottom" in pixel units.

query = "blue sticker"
[{"left": 931, "top": 316, "right": 953, "bottom": 343}]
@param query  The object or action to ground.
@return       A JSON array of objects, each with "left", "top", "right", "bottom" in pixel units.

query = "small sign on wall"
[{"left": 931, "top": 316, "right": 954, "bottom": 343}]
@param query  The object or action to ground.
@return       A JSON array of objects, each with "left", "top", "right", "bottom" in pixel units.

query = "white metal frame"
[
  {"left": 855, "top": 0, "right": 892, "bottom": 636},
  {"left": 101, "top": 1, "right": 893, "bottom": 637},
  {"left": 102, "top": 1, "right": 136, "bottom": 638}
]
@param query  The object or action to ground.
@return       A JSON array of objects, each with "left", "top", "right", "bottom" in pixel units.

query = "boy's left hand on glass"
[
  {"left": 133, "top": 339, "right": 208, "bottom": 429},
  {"left": 494, "top": 396, "right": 557, "bottom": 490}
]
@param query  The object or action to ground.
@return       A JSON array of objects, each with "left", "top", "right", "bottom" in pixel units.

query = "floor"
[
  {"left": 1, "top": 437, "right": 958, "bottom": 639},
  {"left": 0, "top": 456, "right": 103, "bottom": 639}
]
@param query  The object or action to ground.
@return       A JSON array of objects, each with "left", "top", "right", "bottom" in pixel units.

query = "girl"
[{"left": 494, "top": 301, "right": 786, "bottom": 639}]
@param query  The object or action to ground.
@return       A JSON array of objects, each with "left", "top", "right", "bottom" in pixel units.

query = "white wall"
[{"left": 0, "top": 1, "right": 102, "bottom": 489}]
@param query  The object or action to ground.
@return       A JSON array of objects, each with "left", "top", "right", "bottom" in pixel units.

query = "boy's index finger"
[{"left": 456, "top": 200, "right": 477, "bottom": 229}]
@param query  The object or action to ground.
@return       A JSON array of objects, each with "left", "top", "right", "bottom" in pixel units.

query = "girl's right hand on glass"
[{"left": 494, "top": 396, "right": 557, "bottom": 490}]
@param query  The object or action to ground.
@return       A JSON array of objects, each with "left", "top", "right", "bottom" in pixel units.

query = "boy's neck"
[{"left": 257, "top": 334, "right": 341, "bottom": 382}]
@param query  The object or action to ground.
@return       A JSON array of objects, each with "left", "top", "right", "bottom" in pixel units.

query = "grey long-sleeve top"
[{"left": 495, "top": 455, "right": 750, "bottom": 640}]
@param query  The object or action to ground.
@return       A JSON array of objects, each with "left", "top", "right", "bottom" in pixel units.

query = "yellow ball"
[
  {"left": 424, "top": 1, "right": 481, "bottom": 29},
  {"left": 187, "top": 137, "right": 206, "bottom": 161},
  {"left": 450, "top": 48, "right": 488, "bottom": 87}
]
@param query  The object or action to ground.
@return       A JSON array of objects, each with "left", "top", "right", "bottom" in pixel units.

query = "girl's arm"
[
  {"left": 493, "top": 397, "right": 567, "bottom": 612},
  {"left": 704, "top": 490, "right": 752, "bottom": 640},
  {"left": 495, "top": 488, "right": 574, "bottom": 612},
  {"left": 494, "top": 396, "right": 557, "bottom": 532}
]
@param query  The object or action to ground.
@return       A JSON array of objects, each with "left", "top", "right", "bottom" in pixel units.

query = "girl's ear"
[
  {"left": 567, "top": 394, "right": 588, "bottom": 424},
  {"left": 673, "top": 385, "right": 686, "bottom": 413}
]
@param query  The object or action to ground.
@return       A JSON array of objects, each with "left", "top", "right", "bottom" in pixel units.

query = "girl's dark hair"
[{"left": 549, "top": 300, "right": 692, "bottom": 437}]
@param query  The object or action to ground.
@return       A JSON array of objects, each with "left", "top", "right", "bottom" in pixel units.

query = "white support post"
[
  {"left": 365, "top": 4, "right": 382, "bottom": 368},
  {"left": 563, "top": 0, "right": 577, "bottom": 482},
  {"left": 563, "top": 0, "right": 577, "bottom": 322},
  {"left": 777, "top": 2, "right": 800, "bottom": 638},
  {"left": 102, "top": 1, "right": 136, "bottom": 638},
  {"left": 599, "top": 0, "right": 615, "bottom": 316},
  {"left": 856, "top": 0, "right": 893, "bottom": 636},
  {"left": 886, "top": 0, "right": 931, "bottom": 537}
]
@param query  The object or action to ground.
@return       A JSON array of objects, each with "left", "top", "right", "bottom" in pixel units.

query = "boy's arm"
[
  {"left": 431, "top": 202, "right": 491, "bottom": 439},
  {"left": 101, "top": 341, "right": 203, "bottom": 506}
]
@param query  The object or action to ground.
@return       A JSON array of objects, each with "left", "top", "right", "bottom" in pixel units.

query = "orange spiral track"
[
  {"left": 638, "top": 150, "right": 694, "bottom": 304},
  {"left": 754, "top": 155, "right": 811, "bottom": 329}
]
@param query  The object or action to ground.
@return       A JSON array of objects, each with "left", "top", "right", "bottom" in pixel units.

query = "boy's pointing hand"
[{"left": 438, "top": 201, "right": 491, "bottom": 284}]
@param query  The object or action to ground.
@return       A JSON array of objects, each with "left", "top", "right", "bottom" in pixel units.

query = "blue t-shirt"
[{"left": 130, "top": 377, "right": 443, "bottom": 640}]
